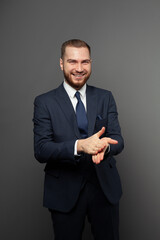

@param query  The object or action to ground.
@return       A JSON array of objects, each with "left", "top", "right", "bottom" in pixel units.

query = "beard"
[{"left": 63, "top": 69, "right": 91, "bottom": 90}]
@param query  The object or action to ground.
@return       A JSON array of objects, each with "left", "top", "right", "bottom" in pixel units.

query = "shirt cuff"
[
  {"left": 74, "top": 140, "right": 80, "bottom": 156},
  {"left": 105, "top": 144, "right": 110, "bottom": 154}
]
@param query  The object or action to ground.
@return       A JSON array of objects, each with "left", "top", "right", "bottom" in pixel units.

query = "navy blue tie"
[{"left": 75, "top": 91, "right": 88, "bottom": 138}]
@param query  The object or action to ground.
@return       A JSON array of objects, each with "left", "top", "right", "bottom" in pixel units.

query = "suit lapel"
[
  {"left": 86, "top": 85, "right": 98, "bottom": 137},
  {"left": 54, "top": 84, "right": 98, "bottom": 138},
  {"left": 55, "top": 84, "right": 81, "bottom": 138}
]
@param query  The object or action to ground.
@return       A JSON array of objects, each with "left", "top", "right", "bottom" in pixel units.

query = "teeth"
[{"left": 73, "top": 74, "right": 84, "bottom": 77}]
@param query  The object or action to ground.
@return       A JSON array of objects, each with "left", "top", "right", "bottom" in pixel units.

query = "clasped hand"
[{"left": 77, "top": 127, "right": 118, "bottom": 164}]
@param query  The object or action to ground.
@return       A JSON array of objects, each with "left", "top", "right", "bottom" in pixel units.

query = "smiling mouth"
[{"left": 72, "top": 73, "right": 86, "bottom": 78}]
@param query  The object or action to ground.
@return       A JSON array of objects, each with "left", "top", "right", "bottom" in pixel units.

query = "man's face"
[{"left": 60, "top": 46, "right": 91, "bottom": 90}]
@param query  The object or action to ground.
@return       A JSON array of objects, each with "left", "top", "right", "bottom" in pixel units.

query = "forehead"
[{"left": 64, "top": 46, "right": 90, "bottom": 60}]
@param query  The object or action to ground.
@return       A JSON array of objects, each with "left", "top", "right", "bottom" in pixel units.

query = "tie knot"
[{"left": 75, "top": 91, "right": 81, "bottom": 101}]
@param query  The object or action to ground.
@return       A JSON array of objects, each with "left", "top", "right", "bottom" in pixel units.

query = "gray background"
[{"left": 1, "top": 0, "right": 160, "bottom": 239}]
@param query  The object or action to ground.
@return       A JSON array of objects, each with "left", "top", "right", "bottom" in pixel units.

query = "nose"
[{"left": 76, "top": 63, "right": 83, "bottom": 72}]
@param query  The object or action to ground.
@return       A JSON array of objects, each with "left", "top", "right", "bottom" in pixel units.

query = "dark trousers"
[{"left": 49, "top": 181, "right": 119, "bottom": 240}]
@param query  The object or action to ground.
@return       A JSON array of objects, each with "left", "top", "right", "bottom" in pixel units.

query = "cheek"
[
  {"left": 85, "top": 64, "right": 91, "bottom": 70},
  {"left": 86, "top": 67, "right": 91, "bottom": 73},
  {"left": 65, "top": 65, "right": 73, "bottom": 72}
]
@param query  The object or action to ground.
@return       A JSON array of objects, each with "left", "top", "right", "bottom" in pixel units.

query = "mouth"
[{"left": 72, "top": 73, "right": 86, "bottom": 79}]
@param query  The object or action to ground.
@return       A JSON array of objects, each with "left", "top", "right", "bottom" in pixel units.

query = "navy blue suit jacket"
[{"left": 33, "top": 83, "right": 124, "bottom": 212}]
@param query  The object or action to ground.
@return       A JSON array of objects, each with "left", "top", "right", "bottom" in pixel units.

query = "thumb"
[{"left": 97, "top": 127, "right": 105, "bottom": 138}]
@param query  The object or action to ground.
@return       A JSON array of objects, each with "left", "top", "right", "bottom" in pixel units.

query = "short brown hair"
[{"left": 61, "top": 39, "right": 91, "bottom": 59}]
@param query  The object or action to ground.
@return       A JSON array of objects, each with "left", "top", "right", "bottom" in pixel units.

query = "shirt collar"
[{"left": 63, "top": 80, "right": 86, "bottom": 98}]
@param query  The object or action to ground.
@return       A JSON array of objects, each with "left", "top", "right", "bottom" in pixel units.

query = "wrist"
[{"left": 77, "top": 139, "right": 85, "bottom": 153}]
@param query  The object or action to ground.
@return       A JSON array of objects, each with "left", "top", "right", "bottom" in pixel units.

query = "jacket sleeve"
[
  {"left": 33, "top": 96, "right": 77, "bottom": 164},
  {"left": 106, "top": 91, "right": 124, "bottom": 156}
]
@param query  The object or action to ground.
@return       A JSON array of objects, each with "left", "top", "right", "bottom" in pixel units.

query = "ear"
[{"left": 60, "top": 58, "right": 63, "bottom": 71}]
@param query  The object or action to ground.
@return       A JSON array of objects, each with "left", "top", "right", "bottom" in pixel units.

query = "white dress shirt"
[
  {"left": 63, "top": 80, "right": 87, "bottom": 155},
  {"left": 63, "top": 80, "right": 87, "bottom": 111}
]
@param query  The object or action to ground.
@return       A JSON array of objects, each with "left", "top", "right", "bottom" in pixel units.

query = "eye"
[
  {"left": 82, "top": 60, "right": 91, "bottom": 65},
  {"left": 67, "top": 60, "right": 77, "bottom": 64}
]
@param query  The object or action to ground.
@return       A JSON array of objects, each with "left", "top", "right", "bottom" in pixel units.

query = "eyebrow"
[{"left": 67, "top": 59, "right": 91, "bottom": 62}]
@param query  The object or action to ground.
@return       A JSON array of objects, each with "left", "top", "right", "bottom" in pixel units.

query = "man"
[{"left": 33, "top": 39, "right": 124, "bottom": 240}]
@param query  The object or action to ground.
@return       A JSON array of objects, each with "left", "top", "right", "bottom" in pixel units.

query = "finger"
[
  {"left": 93, "top": 154, "right": 100, "bottom": 164},
  {"left": 92, "top": 155, "right": 97, "bottom": 163},
  {"left": 99, "top": 152, "right": 104, "bottom": 161},
  {"left": 97, "top": 154, "right": 104, "bottom": 164},
  {"left": 97, "top": 152, "right": 104, "bottom": 163},
  {"left": 107, "top": 138, "right": 118, "bottom": 145},
  {"left": 92, "top": 152, "right": 104, "bottom": 164},
  {"left": 96, "top": 154, "right": 101, "bottom": 164},
  {"left": 92, "top": 154, "right": 100, "bottom": 163},
  {"left": 96, "top": 127, "right": 105, "bottom": 138}
]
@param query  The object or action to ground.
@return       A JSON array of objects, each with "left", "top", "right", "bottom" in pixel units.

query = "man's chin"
[
  {"left": 72, "top": 82, "right": 84, "bottom": 90},
  {"left": 65, "top": 79, "right": 86, "bottom": 90}
]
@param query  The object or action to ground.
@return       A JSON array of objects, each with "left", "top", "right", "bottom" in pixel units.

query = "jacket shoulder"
[
  {"left": 87, "top": 84, "right": 111, "bottom": 95},
  {"left": 34, "top": 84, "right": 62, "bottom": 103}
]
